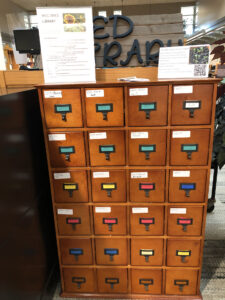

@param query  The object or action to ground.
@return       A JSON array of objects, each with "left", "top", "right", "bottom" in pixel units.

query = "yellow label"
[
  {"left": 177, "top": 251, "right": 190, "bottom": 256},
  {"left": 64, "top": 184, "right": 77, "bottom": 190},
  {"left": 141, "top": 249, "right": 154, "bottom": 256},
  {"left": 102, "top": 184, "right": 115, "bottom": 190},
  {"left": 176, "top": 280, "right": 188, "bottom": 285}
]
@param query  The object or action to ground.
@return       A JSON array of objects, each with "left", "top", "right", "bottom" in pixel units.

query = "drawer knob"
[
  {"left": 176, "top": 250, "right": 191, "bottom": 263},
  {"left": 72, "top": 277, "right": 86, "bottom": 289},
  {"left": 101, "top": 183, "right": 117, "bottom": 197},
  {"left": 139, "top": 183, "right": 155, "bottom": 197},
  {"left": 139, "top": 278, "right": 153, "bottom": 291},
  {"left": 63, "top": 183, "right": 78, "bottom": 197},
  {"left": 96, "top": 103, "right": 113, "bottom": 121},
  {"left": 183, "top": 100, "right": 201, "bottom": 118},
  {"left": 139, "top": 217, "right": 155, "bottom": 231},
  {"left": 174, "top": 279, "right": 189, "bottom": 292},
  {"left": 104, "top": 248, "right": 119, "bottom": 261},
  {"left": 69, "top": 248, "right": 83, "bottom": 261},
  {"left": 99, "top": 145, "right": 115, "bottom": 161},
  {"left": 140, "top": 249, "right": 154, "bottom": 262},
  {"left": 54, "top": 104, "right": 72, "bottom": 122},
  {"left": 66, "top": 217, "right": 81, "bottom": 230},
  {"left": 103, "top": 218, "right": 118, "bottom": 231},
  {"left": 139, "top": 144, "right": 156, "bottom": 160},
  {"left": 105, "top": 278, "right": 119, "bottom": 289},
  {"left": 177, "top": 218, "right": 193, "bottom": 232},
  {"left": 181, "top": 144, "right": 198, "bottom": 160},
  {"left": 139, "top": 102, "right": 157, "bottom": 120},
  {"left": 180, "top": 183, "right": 196, "bottom": 197},
  {"left": 59, "top": 146, "right": 75, "bottom": 162}
]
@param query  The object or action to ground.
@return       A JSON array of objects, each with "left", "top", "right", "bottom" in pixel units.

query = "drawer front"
[
  {"left": 130, "top": 206, "right": 164, "bottom": 236},
  {"left": 129, "top": 170, "right": 165, "bottom": 203},
  {"left": 43, "top": 89, "right": 83, "bottom": 128},
  {"left": 128, "top": 130, "right": 167, "bottom": 166},
  {"left": 97, "top": 268, "right": 128, "bottom": 293},
  {"left": 169, "top": 169, "right": 207, "bottom": 203},
  {"left": 131, "top": 268, "right": 162, "bottom": 294},
  {"left": 171, "top": 84, "right": 213, "bottom": 125},
  {"left": 56, "top": 205, "right": 91, "bottom": 235},
  {"left": 131, "top": 238, "right": 163, "bottom": 266},
  {"left": 52, "top": 170, "right": 88, "bottom": 203},
  {"left": 85, "top": 88, "right": 124, "bottom": 127},
  {"left": 48, "top": 132, "right": 86, "bottom": 167},
  {"left": 91, "top": 170, "right": 126, "bottom": 203},
  {"left": 88, "top": 130, "right": 125, "bottom": 166},
  {"left": 63, "top": 267, "right": 96, "bottom": 293},
  {"left": 167, "top": 239, "right": 201, "bottom": 267},
  {"left": 127, "top": 86, "right": 168, "bottom": 126},
  {"left": 93, "top": 205, "right": 127, "bottom": 235},
  {"left": 95, "top": 238, "right": 128, "bottom": 265},
  {"left": 165, "top": 269, "right": 198, "bottom": 295},
  {"left": 167, "top": 206, "right": 203, "bottom": 236},
  {"left": 170, "top": 129, "right": 210, "bottom": 166},
  {"left": 59, "top": 238, "right": 93, "bottom": 265}
]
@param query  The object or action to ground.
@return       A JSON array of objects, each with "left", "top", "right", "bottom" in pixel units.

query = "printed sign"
[
  {"left": 44, "top": 90, "right": 62, "bottom": 98},
  {"left": 86, "top": 89, "right": 104, "bottom": 97},
  {"left": 93, "top": 172, "right": 110, "bottom": 178},
  {"left": 54, "top": 172, "right": 71, "bottom": 179},
  {"left": 48, "top": 134, "right": 66, "bottom": 141},
  {"left": 129, "top": 88, "right": 148, "bottom": 96}
]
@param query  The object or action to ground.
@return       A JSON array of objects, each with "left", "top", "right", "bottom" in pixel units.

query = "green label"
[
  {"left": 101, "top": 146, "right": 114, "bottom": 152},
  {"left": 60, "top": 147, "right": 74, "bottom": 153},
  {"left": 140, "top": 103, "right": 155, "bottom": 110},
  {"left": 97, "top": 104, "right": 111, "bottom": 111},
  {"left": 182, "top": 145, "right": 197, "bottom": 151},
  {"left": 141, "top": 145, "right": 155, "bottom": 152},
  {"left": 56, "top": 105, "right": 71, "bottom": 112}
]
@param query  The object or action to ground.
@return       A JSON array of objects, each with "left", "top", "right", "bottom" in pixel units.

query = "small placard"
[
  {"left": 170, "top": 208, "right": 187, "bottom": 214},
  {"left": 95, "top": 207, "right": 111, "bottom": 213},
  {"left": 131, "top": 172, "right": 148, "bottom": 179},
  {"left": 54, "top": 172, "right": 71, "bottom": 180},
  {"left": 174, "top": 86, "right": 193, "bottom": 94},
  {"left": 86, "top": 89, "right": 104, "bottom": 97},
  {"left": 131, "top": 132, "right": 149, "bottom": 139},
  {"left": 57, "top": 209, "right": 73, "bottom": 215},
  {"left": 173, "top": 171, "right": 190, "bottom": 177},
  {"left": 132, "top": 207, "right": 149, "bottom": 214},
  {"left": 48, "top": 134, "right": 66, "bottom": 141},
  {"left": 89, "top": 132, "right": 107, "bottom": 140},
  {"left": 129, "top": 88, "right": 148, "bottom": 96},
  {"left": 93, "top": 172, "right": 110, "bottom": 178},
  {"left": 172, "top": 131, "right": 191, "bottom": 138},
  {"left": 44, "top": 90, "right": 62, "bottom": 98},
  {"left": 184, "top": 101, "right": 200, "bottom": 108}
]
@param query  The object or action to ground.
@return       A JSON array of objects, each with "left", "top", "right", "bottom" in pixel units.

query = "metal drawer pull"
[
  {"left": 72, "top": 277, "right": 86, "bottom": 289},
  {"left": 69, "top": 248, "right": 83, "bottom": 261},
  {"left": 181, "top": 144, "right": 198, "bottom": 160},
  {"left": 183, "top": 100, "right": 201, "bottom": 118},
  {"left": 177, "top": 218, "right": 193, "bottom": 232},
  {"left": 63, "top": 183, "right": 78, "bottom": 197},
  {"left": 96, "top": 103, "right": 113, "bottom": 121},
  {"left": 139, "top": 102, "right": 157, "bottom": 119},
  {"left": 139, "top": 278, "right": 153, "bottom": 291},
  {"left": 99, "top": 145, "right": 115, "bottom": 161},
  {"left": 180, "top": 183, "right": 196, "bottom": 197},
  {"left": 104, "top": 248, "right": 119, "bottom": 261},
  {"left": 66, "top": 217, "right": 81, "bottom": 230},
  {"left": 54, "top": 104, "right": 72, "bottom": 121},
  {"left": 139, "top": 183, "right": 155, "bottom": 197},
  {"left": 103, "top": 218, "right": 118, "bottom": 231},
  {"left": 139, "top": 144, "right": 156, "bottom": 160},
  {"left": 139, "top": 217, "right": 155, "bottom": 231},
  {"left": 140, "top": 249, "right": 154, "bottom": 262},
  {"left": 174, "top": 279, "right": 189, "bottom": 292},
  {"left": 59, "top": 146, "right": 75, "bottom": 161},
  {"left": 176, "top": 250, "right": 191, "bottom": 263},
  {"left": 101, "top": 183, "right": 117, "bottom": 197},
  {"left": 105, "top": 278, "right": 119, "bottom": 289}
]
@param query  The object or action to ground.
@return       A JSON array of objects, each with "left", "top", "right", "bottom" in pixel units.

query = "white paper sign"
[
  {"left": 44, "top": 90, "right": 62, "bottom": 98},
  {"left": 131, "top": 172, "right": 148, "bottom": 179},
  {"left": 48, "top": 134, "right": 66, "bottom": 141},
  {"left": 170, "top": 208, "right": 187, "bottom": 214},
  {"left": 132, "top": 207, "right": 149, "bottom": 214},
  {"left": 131, "top": 132, "right": 148, "bottom": 139},
  {"left": 172, "top": 131, "right": 190, "bottom": 138},
  {"left": 54, "top": 172, "right": 71, "bottom": 179},
  {"left": 174, "top": 86, "right": 193, "bottom": 94},
  {"left": 129, "top": 88, "right": 148, "bottom": 96},
  {"left": 185, "top": 101, "right": 200, "bottom": 108},
  {"left": 95, "top": 207, "right": 111, "bottom": 213},
  {"left": 86, "top": 89, "right": 104, "bottom": 97},
  {"left": 37, "top": 7, "right": 96, "bottom": 83},
  {"left": 57, "top": 209, "right": 73, "bottom": 215},
  {"left": 93, "top": 172, "right": 110, "bottom": 178},
  {"left": 173, "top": 171, "right": 190, "bottom": 177},
  {"left": 89, "top": 132, "right": 107, "bottom": 140}
]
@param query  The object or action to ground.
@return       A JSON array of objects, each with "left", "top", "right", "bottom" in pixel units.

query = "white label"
[
  {"left": 129, "top": 88, "right": 148, "bottom": 96},
  {"left": 48, "top": 134, "right": 66, "bottom": 141},
  {"left": 173, "top": 171, "right": 190, "bottom": 177},
  {"left": 57, "top": 209, "right": 73, "bottom": 215},
  {"left": 170, "top": 208, "right": 187, "bottom": 214},
  {"left": 185, "top": 101, "right": 200, "bottom": 108},
  {"left": 95, "top": 207, "right": 111, "bottom": 213},
  {"left": 132, "top": 207, "right": 149, "bottom": 214},
  {"left": 172, "top": 131, "right": 191, "bottom": 138},
  {"left": 131, "top": 132, "right": 149, "bottom": 139},
  {"left": 174, "top": 86, "right": 193, "bottom": 94},
  {"left": 89, "top": 132, "right": 107, "bottom": 140},
  {"left": 86, "top": 89, "right": 104, "bottom": 97},
  {"left": 44, "top": 90, "right": 62, "bottom": 98},
  {"left": 93, "top": 172, "right": 110, "bottom": 178},
  {"left": 131, "top": 172, "right": 148, "bottom": 179},
  {"left": 54, "top": 172, "right": 71, "bottom": 180}
]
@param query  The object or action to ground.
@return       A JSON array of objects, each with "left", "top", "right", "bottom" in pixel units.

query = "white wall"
[{"left": 198, "top": 0, "right": 225, "bottom": 29}]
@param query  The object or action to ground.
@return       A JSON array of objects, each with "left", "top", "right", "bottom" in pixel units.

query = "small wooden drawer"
[
  {"left": 88, "top": 130, "right": 125, "bottom": 166},
  {"left": 131, "top": 268, "right": 162, "bottom": 294},
  {"left": 130, "top": 206, "right": 164, "bottom": 236},
  {"left": 129, "top": 170, "right": 165, "bottom": 203},
  {"left": 91, "top": 170, "right": 126, "bottom": 203},
  {"left": 97, "top": 268, "right": 128, "bottom": 293},
  {"left": 43, "top": 89, "right": 83, "bottom": 128},
  {"left": 52, "top": 170, "right": 89, "bottom": 203},
  {"left": 165, "top": 269, "right": 198, "bottom": 295},
  {"left": 95, "top": 238, "right": 128, "bottom": 265},
  {"left": 93, "top": 205, "right": 127, "bottom": 235},
  {"left": 170, "top": 129, "right": 210, "bottom": 166},
  {"left": 59, "top": 238, "right": 93, "bottom": 265},
  {"left": 127, "top": 86, "right": 168, "bottom": 126},
  {"left": 48, "top": 131, "right": 86, "bottom": 167},
  {"left": 167, "top": 206, "right": 203, "bottom": 236},
  {"left": 55, "top": 204, "right": 91, "bottom": 236},
  {"left": 169, "top": 169, "right": 207, "bottom": 203},
  {"left": 63, "top": 267, "right": 96, "bottom": 293},
  {"left": 166, "top": 239, "right": 201, "bottom": 267},
  {"left": 131, "top": 238, "right": 164, "bottom": 266},
  {"left": 171, "top": 84, "right": 213, "bottom": 125},
  {"left": 85, "top": 87, "right": 124, "bottom": 127},
  {"left": 128, "top": 130, "right": 167, "bottom": 166}
]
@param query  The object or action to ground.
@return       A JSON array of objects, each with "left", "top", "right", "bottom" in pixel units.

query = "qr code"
[{"left": 194, "top": 64, "right": 207, "bottom": 76}]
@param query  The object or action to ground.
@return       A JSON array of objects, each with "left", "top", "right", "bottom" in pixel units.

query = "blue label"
[
  {"left": 140, "top": 103, "right": 155, "bottom": 110},
  {"left": 105, "top": 248, "right": 118, "bottom": 255},
  {"left": 97, "top": 104, "right": 112, "bottom": 111},
  {"left": 70, "top": 248, "right": 83, "bottom": 255},
  {"left": 56, "top": 105, "right": 71, "bottom": 112},
  {"left": 140, "top": 145, "right": 155, "bottom": 152},
  {"left": 182, "top": 145, "right": 197, "bottom": 151},
  {"left": 100, "top": 146, "right": 114, "bottom": 152},
  {"left": 60, "top": 146, "right": 74, "bottom": 153},
  {"left": 181, "top": 183, "right": 195, "bottom": 190}
]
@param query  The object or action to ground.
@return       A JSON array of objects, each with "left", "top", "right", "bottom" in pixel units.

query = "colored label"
[
  {"left": 96, "top": 104, "right": 112, "bottom": 111},
  {"left": 70, "top": 248, "right": 83, "bottom": 255},
  {"left": 140, "top": 183, "right": 154, "bottom": 190},
  {"left": 140, "top": 249, "right": 154, "bottom": 256},
  {"left": 103, "top": 218, "right": 117, "bottom": 224},
  {"left": 59, "top": 146, "right": 74, "bottom": 153},
  {"left": 140, "top": 145, "right": 155, "bottom": 152},
  {"left": 178, "top": 218, "right": 192, "bottom": 224},
  {"left": 104, "top": 249, "right": 118, "bottom": 255},
  {"left": 180, "top": 183, "right": 195, "bottom": 190},
  {"left": 140, "top": 218, "right": 154, "bottom": 224},
  {"left": 64, "top": 184, "right": 78, "bottom": 190},
  {"left": 177, "top": 250, "right": 191, "bottom": 256},
  {"left": 140, "top": 103, "right": 156, "bottom": 110},
  {"left": 100, "top": 146, "right": 114, "bottom": 152},
  {"left": 182, "top": 144, "right": 197, "bottom": 151},
  {"left": 67, "top": 218, "right": 80, "bottom": 224},
  {"left": 55, "top": 105, "right": 71, "bottom": 112},
  {"left": 102, "top": 183, "right": 116, "bottom": 190}
]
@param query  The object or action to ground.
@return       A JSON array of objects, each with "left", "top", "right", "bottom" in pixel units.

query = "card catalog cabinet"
[{"left": 38, "top": 79, "right": 219, "bottom": 299}]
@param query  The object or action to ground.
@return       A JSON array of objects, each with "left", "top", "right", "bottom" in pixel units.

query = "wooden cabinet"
[{"left": 38, "top": 79, "right": 219, "bottom": 299}]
